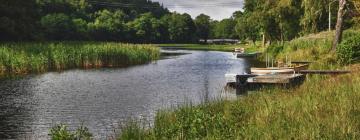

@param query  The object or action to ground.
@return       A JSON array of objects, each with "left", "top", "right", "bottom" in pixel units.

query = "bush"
[
  {"left": 49, "top": 124, "right": 92, "bottom": 140},
  {"left": 337, "top": 34, "right": 360, "bottom": 64},
  {"left": 266, "top": 43, "right": 284, "bottom": 57}
]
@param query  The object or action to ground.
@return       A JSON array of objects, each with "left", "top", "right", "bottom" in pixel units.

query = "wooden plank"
[
  {"left": 300, "top": 70, "right": 351, "bottom": 75},
  {"left": 291, "top": 61, "right": 313, "bottom": 64},
  {"left": 247, "top": 74, "right": 304, "bottom": 84}
]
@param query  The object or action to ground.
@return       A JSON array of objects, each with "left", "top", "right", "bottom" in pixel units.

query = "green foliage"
[
  {"left": 213, "top": 18, "right": 237, "bottom": 39},
  {"left": 118, "top": 121, "right": 148, "bottom": 140},
  {"left": 240, "top": 0, "right": 303, "bottom": 43},
  {"left": 117, "top": 70, "right": 360, "bottom": 139},
  {"left": 128, "top": 13, "right": 161, "bottom": 43},
  {"left": 301, "top": 0, "right": 330, "bottom": 33},
  {"left": 266, "top": 43, "right": 285, "bottom": 57},
  {"left": 117, "top": 30, "right": 360, "bottom": 139},
  {"left": 0, "top": 42, "right": 160, "bottom": 76},
  {"left": 49, "top": 124, "right": 92, "bottom": 140},
  {"left": 162, "top": 13, "right": 197, "bottom": 43},
  {"left": 235, "top": 13, "right": 261, "bottom": 43},
  {"left": 195, "top": 14, "right": 211, "bottom": 41},
  {"left": 41, "top": 13, "right": 75, "bottom": 40},
  {"left": 0, "top": 0, "right": 38, "bottom": 41},
  {"left": 152, "top": 103, "right": 233, "bottom": 139},
  {"left": 87, "top": 10, "right": 127, "bottom": 41},
  {"left": 337, "top": 33, "right": 360, "bottom": 64}
]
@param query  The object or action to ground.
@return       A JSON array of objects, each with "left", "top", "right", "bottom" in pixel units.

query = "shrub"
[
  {"left": 337, "top": 33, "right": 360, "bottom": 64},
  {"left": 266, "top": 43, "right": 284, "bottom": 57},
  {"left": 49, "top": 124, "right": 93, "bottom": 140}
]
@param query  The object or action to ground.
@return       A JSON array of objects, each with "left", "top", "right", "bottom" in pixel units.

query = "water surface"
[{"left": 0, "top": 49, "right": 251, "bottom": 139}]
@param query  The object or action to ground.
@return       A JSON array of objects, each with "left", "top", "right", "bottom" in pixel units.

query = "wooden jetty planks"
[
  {"left": 247, "top": 74, "right": 305, "bottom": 84},
  {"left": 300, "top": 70, "right": 351, "bottom": 75}
]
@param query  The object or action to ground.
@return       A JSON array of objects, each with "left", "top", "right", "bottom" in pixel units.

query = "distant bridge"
[{"left": 199, "top": 39, "right": 240, "bottom": 44}]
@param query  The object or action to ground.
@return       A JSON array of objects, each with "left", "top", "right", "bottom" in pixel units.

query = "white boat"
[{"left": 251, "top": 67, "right": 295, "bottom": 75}]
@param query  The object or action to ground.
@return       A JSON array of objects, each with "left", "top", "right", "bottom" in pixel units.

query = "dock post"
[{"left": 236, "top": 75, "right": 253, "bottom": 94}]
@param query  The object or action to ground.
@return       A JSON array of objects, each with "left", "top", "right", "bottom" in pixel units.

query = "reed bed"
[{"left": 0, "top": 42, "right": 160, "bottom": 76}]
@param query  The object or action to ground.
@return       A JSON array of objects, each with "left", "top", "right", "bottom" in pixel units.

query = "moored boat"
[
  {"left": 251, "top": 64, "right": 309, "bottom": 75},
  {"left": 233, "top": 48, "right": 260, "bottom": 58}
]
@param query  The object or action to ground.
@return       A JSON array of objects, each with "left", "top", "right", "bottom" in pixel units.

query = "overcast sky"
[{"left": 151, "top": 0, "right": 244, "bottom": 20}]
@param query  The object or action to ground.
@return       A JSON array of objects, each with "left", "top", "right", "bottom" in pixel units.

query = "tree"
[
  {"left": 232, "top": 11, "right": 244, "bottom": 19},
  {"left": 72, "top": 18, "right": 89, "bottom": 40},
  {"left": 351, "top": 0, "right": 360, "bottom": 25},
  {"left": 163, "top": 13, "right": 197, "bottom": 43},
  {"left": 273, "top": 0, "right": 302, "bottom": 41},
  {"left": 332, "top": 0, "right": 348, "bottom": 51},
  {"left": 88, "top": 10, "right": 127, "bottom": 41},
  {"left": 301, "top": 0, "right": 330, "bottom": 33},
  {"left": 0, "top": 0, "right": 38, "bottom": 41},
  {"left": 235, "top": 14, "right": 260, "bottom": 44},
  {"left": 195, "top": 14, "right": 211, "bottom": 42},
  {"left": 213, "top": 18, "right": 237, "bottom": 39},
  {"left": 128, "top": 13, "right": 161, "bottom": 43},
  {"left": 40, "top": 13, "right": 75, "bottom": 40}
]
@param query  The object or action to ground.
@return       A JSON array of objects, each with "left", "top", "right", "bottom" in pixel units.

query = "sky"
[{"left": 151, "top": 0, "right": 244, "bottom": 20}]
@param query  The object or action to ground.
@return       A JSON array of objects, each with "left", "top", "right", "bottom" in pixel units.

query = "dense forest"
[{"left": 0, "top": 0, "right": 359, "bottom": 43}]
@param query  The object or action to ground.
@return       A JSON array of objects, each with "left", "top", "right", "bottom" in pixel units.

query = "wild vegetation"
[
  {"left": 116, "top": 65, "right": 360, "bottom": 139},
  {"left": 113, "top": 28, "right": 360, "bottom": 140},
  {"left": 264, "top": 29, "right": 360, "bottom": 69},
  {"left": 158, "top": 44, "right": 263, "bottom": 52},
  {"left": 0, "top": 42, "right": 160, "bottom": 76},
  {"left": 47, "top": 27, "right": 360, "bottom": 140},
  {"left": 1, "top": 0, "right": 359, "bottom": 44},
  {"left": 2, "top": 0, "right": 360, "bottom": 139}
]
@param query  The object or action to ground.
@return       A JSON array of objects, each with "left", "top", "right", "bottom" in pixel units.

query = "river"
[{"left": 0, "top": 49, "right": 253, "bottom": 139}]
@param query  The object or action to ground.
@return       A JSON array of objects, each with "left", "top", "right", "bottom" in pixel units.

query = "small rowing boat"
[
  {"left": 251, "top": 64, "right": 309, "bottom": 75},
  {"left": 233, "top": 48, "right": 260, "bottom": 58}
]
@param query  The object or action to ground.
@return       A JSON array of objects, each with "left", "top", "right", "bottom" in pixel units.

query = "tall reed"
[{"left": 0, "top": 42, "right": 160, "bottom": 76}]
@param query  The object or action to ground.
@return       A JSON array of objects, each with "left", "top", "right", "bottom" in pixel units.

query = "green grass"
[
  {"left": 0, "top": 42, "right": 160, "bottom": 77},
  {"left": 47, "top": 29, "right": 360, "bottom": 139},
  {"left": 116, "top": 29, "right": 360, "bottom": 139},
  {"left": 263, "top": 30, "right": 360, "bottom": 70},
  {"left": 157, "top": 43, "right": 263, "bottom": 53},
  {"left": 118, "top": 67, "right": 360, "bottom": 139}
]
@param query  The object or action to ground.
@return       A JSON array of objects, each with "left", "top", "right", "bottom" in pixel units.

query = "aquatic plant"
[
  {"left": 49, "top": 124, "right": 93, "bottom": 140},
  {"left": 0, "top": 42, "right": 160, "bottom": 77}
]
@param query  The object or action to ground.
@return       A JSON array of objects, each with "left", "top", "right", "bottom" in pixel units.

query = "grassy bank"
[
  {"left": 157, "top": 43, "right": 263, "bottom": 52},
  {"left": 264, "top": 30, "right": 360, "bottom": 69},
  {"left": 118, "top": 65, "right": 360, "bottom": 139},
  {"left": 48, "top": 30, "right": 360, "bottom": 139},
  {"left": 116, "top": 30, "right": 360, "bottom": 139},
  {"left": 0, "top": 42, "right": 160, "bottom": 77}
]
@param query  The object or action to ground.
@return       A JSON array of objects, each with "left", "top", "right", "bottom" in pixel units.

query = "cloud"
[{"left": 151, "top": 0, "right": 244, "bottom": 20}]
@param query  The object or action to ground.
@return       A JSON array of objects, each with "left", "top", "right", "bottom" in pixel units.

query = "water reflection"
[{"left": 0, "top": 49, "right": 252, "bottom": 139}]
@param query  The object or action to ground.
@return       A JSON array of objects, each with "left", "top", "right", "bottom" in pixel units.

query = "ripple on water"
[{"left": 0, "top": 50, "right": 253, "bottom": 139}]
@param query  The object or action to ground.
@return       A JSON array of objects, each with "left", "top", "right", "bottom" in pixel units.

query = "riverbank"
[
  {"left": 118, "top": 64, "right": 360, "bottom": 139},
  {"left": 0, "top": 42, "right": 160, "bottom": 77},
  {"left": 157, "top": 43, "right": 263, "bottom": 53},
  {"left": 46, "top": 29, "right": 360, "bottom": 139},
  {"left": 116, "top": 30, "right": 360, "bottom": 139}
]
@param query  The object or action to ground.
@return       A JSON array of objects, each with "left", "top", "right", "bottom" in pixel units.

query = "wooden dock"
[
  {"left": 232, "top": 74, "right": 306, "bottom": 87},
  {"left": 246, "top": 74, "right": 305, "bottom": 84},
  {"left": 299, "top": 70, "right": 351, "bottom": 75},
  {"left": 228, "top": 74, "right": 306, "bottom": 94}
]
